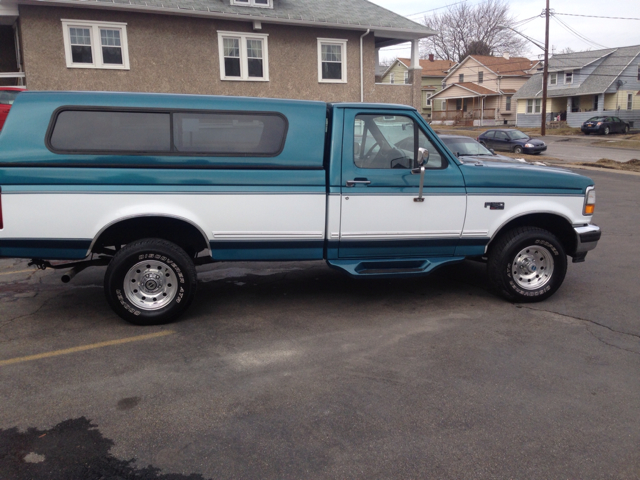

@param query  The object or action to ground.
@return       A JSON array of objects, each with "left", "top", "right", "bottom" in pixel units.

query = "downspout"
[{"left": 360, "top": 29, "right": 371, "bottom": 103}]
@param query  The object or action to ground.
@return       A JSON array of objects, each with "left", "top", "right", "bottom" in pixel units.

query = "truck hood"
[{"left": 458, "top": 160, "right": 593, "bottom": 193}]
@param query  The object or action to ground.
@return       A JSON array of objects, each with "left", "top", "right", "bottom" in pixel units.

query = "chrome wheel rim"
[
  {"left": 511, "top": 245, "right": 554, "bottom": 290},
  {"left": 123, "top": 260, "right": 178, "bottom": 310}
]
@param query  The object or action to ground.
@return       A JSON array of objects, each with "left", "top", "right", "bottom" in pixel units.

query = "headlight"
[
  {"left": 584, "top": 186, "right": 596, "bottom": 215},
  {"left": 596, "top": 122, "right": 603, "bottom": 126},
  {"left": 524, "top": 143, "right": 534, "bottom": 148}
]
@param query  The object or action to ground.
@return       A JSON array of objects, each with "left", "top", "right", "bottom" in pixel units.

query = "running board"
[{"left": 327, "top": 257, "right": 464, "bottom": 278}]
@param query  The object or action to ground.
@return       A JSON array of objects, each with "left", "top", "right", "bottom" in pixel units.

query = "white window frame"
[
  {"left": 61, "top": 19, "right": 130, "bottom": 70},
  {"left": 217, "top": 31, "right": 269, "bottom": 82},
  {"left": 527, "top": 98, "right": 542, "bottom": 114},
  {"left": 390, "top": 72, "right": 395, "bottom": 84},
  {"left": 317, "top": 38, "right": 348, "bottom": 83},
  {"left": 505, "top": 95, "right": 512, "bottom": 111},
  {"left": 404, "top": 71, "right": 409, "bottom": 84},
  {"left": 549, "top": 72, "right": 557, "bottom": 85},
  {"left": 230, "top": 0, "right": 273, "bottom": 8},
  {"left": 458, "top": 73, "right": 464, "bottom": 83},
  {"left": 478, "top": 71, "right": 483, "bottom": 84},
  {"left": 627, "top": 92, "right": 633, "bottom": 110},
  {"left": 565, "top": 71, "right": 573, "bottom": 85}
]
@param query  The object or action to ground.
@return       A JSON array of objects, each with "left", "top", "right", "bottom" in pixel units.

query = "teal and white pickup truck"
[{"left": 0, "top": 91, "right": 600, "bottom": 325}]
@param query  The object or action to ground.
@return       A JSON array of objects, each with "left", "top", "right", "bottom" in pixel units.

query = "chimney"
[
  {"left": 428, "top": 54, "right": 434, "bottom": 62},
  {"left": 503, "top": 52, "right": 510, "bottom": 60}
]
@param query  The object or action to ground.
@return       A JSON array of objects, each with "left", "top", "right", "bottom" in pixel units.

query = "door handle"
[{"left": 346, "top": 179, "right": 371, "bottom": 187}]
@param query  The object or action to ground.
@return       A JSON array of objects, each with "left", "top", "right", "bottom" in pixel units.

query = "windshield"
[
  {"left": 0, "top": 90, "right": 21, "bottom": 105},
  {"left": 442, "top": 137, "right": 493, "bottom": 156},
  {"left": 508, "top": 130, "right": 529, "bottom": 140},
  {"left": 587, "top": 116, "right": 606, "bottom": 122}
]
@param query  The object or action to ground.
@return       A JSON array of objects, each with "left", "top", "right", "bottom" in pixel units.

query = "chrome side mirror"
[
  {"left": 411, "top": 147, "right": 429, "bottom": 203},
  {"left": 417, "top": 147, "right": 429, "bottom": 166}
]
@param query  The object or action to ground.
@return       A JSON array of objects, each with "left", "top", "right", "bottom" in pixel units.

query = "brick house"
[{"left": 0, "top": 0, "right": 434, "bottom": 109}]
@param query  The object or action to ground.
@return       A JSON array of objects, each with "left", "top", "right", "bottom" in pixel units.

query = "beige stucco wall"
[{"left": 19, "top": 5, "right": 386, "bottom": 105}]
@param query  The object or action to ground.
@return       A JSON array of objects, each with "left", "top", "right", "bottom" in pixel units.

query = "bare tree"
[{"left": 421, "top": 0, "right": 528, "bottom": 62}]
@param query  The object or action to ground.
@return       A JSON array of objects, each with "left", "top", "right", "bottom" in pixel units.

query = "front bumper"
[
  {"left": 572, "top": 224, "right": 601, "bottom": 262},
  {"left": 523, "top": 145, "right": 547, "bottom": 154}
]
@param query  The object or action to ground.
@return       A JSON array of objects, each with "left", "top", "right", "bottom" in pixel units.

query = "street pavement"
[
  {"left": 1, "top": 168, "right": 639, "bottom": 479},
  {"left": 542, "top": 135, "right": 639, "bottom": 163}
]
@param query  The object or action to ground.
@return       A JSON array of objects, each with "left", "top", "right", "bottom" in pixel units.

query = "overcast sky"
[{"left": 368, "top": 0, "right": 640, "bottom": 61}]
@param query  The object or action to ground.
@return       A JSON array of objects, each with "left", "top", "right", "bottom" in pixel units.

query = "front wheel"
[
  {"left": 487, "top": 227, "right": 567, "bottom": 302},
  {"left": 513, "top": 145, "right": 523, "bottom": 154},
  {"left": 603, "top": 126, "right": 610, "bottom": 135},
  {"left": 104, "top": 238, "right": 197, "bottom": 325}
]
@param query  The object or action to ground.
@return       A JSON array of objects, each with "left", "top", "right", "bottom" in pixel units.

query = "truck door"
[{"left": 339, "top": 109, "right": 466, "bottom": 259}]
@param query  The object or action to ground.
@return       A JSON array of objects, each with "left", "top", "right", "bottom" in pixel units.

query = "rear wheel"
[
  {"left": 104, "top": 238, "right": 197, "bottom": 325},
  {"left": 624, "top": 125, "right": 630, "bottom": 134},
  {"left": 513, "top": 145, "right": 523, "bottom": 154},
  {"left": 487, "top": 227, "right": 567, "bottom": 302}
]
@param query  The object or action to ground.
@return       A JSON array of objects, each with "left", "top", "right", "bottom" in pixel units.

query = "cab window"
[{"left": 353, "top": 114, "right": 445, "bottom": 170}]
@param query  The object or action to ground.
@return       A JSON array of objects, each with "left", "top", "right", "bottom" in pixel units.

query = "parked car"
[
  {"left": 0, "top": 87, "right": 26, "bottom": 130},
  {"left": 477, "top": 129, "right": 547, "bottom": 155},
  {"left": 437, "top": 135, "right": 522, "bottom": 163},
  {"left": 580, "top": 116, "right": 629, "bottom": 135}
]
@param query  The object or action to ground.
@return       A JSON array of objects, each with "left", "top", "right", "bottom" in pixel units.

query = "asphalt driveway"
[{"left": 1, "top": 168, "right": 639, "bottom": 479}]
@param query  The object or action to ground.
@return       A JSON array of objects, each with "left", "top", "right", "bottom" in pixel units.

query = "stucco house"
[
  {"left": 0, "top": 0, "right": 434, "bottom": 109},
  {"left": 429, "top": 54, "right": 538, "bottom": 126},
  {"left": 513, "top": 45, "right": 640, "bottom": 128},
  {"left": 379, "top": 55, "right": 455, "bottom": 120}
]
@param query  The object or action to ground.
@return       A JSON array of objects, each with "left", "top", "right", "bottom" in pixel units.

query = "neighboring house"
[
  {"left": 0, "top": 0, "right": 435, "bottom": 110},
  {"left": 379, "top": 55, "right": 456, "bottom": 119},
  {"left": 513, "top": 45, "right": 640, "bottom": 128},
  {"left": 429, "top": 54, "right": 539, "bottom": 126}
]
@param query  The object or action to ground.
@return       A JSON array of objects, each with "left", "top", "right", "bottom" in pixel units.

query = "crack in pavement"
[{"left": 517, "top": 305, "right": 640, "bottom": 356}]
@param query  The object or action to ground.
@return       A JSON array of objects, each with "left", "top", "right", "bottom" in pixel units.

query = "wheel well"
[
  {"left": 92, "top": 217, "right": 209, "bottom": 258},
  {"left": 489, "top": 213, "right": 577, "bottom": 256}
]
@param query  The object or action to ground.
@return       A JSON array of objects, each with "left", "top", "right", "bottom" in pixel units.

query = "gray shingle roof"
[
  {"left": 29, "top": 0, "right": 435, "bottom": 36},
  {"left": 514, "top": 45, "right": 640, "bottom": 99}
]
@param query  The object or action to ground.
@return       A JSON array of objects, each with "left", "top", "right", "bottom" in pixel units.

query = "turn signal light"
[{"left": 583, "top": 187, "right": 596, "bottom": 216}]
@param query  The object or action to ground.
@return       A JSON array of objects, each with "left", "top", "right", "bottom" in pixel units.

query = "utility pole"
[{"left": 541, "top": 0, "right": 550, "bottom": 136}]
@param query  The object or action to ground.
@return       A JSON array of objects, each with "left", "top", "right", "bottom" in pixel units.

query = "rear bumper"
[
  {"left": 581, "top": 126, "right": 602, "bottom": 134},
  {"left": 572, "top": 224, "right": 601, "bottom": 261}
]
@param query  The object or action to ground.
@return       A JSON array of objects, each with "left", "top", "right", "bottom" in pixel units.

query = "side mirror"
[{"left": 417, "top": 147, "right": 429, "bottom": 166}]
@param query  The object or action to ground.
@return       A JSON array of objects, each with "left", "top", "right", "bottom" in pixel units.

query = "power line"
[
  {"left": 555, "top": 12, "right": 640, "bottom": 21},
  {"left": 551, "top": 14, "right": 609, "bottom": 50},
  {"left": 403, "top": 0, "right": 469, "bottom": 18}
]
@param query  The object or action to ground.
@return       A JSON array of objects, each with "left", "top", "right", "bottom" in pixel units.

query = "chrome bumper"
[{"left": 572, "top": 224, "right": 601, "bottom": 261}]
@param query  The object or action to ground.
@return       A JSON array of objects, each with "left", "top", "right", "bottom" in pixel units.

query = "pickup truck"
[{"left": 0, "top": 91, "right": 600, "bottom": 325}]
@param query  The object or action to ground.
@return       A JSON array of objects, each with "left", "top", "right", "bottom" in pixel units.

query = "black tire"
[
  {"left": 603, "top": 126, "right": 610, "bottom": 135},
  {"left": 487, "top": 227, "right": 567, "bottom": 303},
  {"left": 104, "top": 238, "right": 197, "bottom": 325},
  {"left": 583, "top": 131, "right": 590, "bottom": 135},
  {"left": 513, "top": 145, "right": 523, "bottom": 154},
  {"left": 624, "top": 125, "right": 630, "bottom": 134}
]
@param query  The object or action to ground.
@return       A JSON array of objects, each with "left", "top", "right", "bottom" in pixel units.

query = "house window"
[
  {"left": 459, "top": 73, "right": 464, "bottom": 83},
  {"left": 318, "top": 38, "right": 347, "bottom": 83},
  {"left": 61, "top": 19, "right": 129, "bottom": 69},
  {"left": 456, "top": 99, "right": 462, "bottom": 110},
  {"left": 404, "top": 71, "right": 409, "bottom": 84},
  {"left": 218, "top": 32, "right": 269, "bottom": 81},
  {"left": 527, "top": 99, "right": 541, "bottom": 114},
  {"left": 550, "top": 72, "right": 557, "bottom": 85},
  {"left": 441, "top": 100, "right": 447, "bottom": 110},
  {"left": 478, "top": 71, "right": 483, "bottom": 84},
  {"left": 390, "top": 73, "right": 394, "bottom": 84},
  {"left": 637, "top": 64, "right": 640, "bottom": 80},
  {"left": 628, "top": 93, "right": 633, "bottom": 110},
  {"left": 565, "top": 71, "right": 573, "bottom": 84},
  {"left": 230, "top": 0, "right": 273, "bottom": 7},
  {"left": 505, "top": 96, "right": 512, "bottom": 111}
]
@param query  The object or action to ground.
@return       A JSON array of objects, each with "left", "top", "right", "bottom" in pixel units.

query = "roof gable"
[
  {"left": 396, "top": 57, "right": 456, "bottom": 76},
  {"left": 443, "top": 55, "right": 537, "bottom": 82}
]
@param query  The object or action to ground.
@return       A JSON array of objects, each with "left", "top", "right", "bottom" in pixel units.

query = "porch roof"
[{"left": 429, "top": 82, "right": 498, "bottom": 99}]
